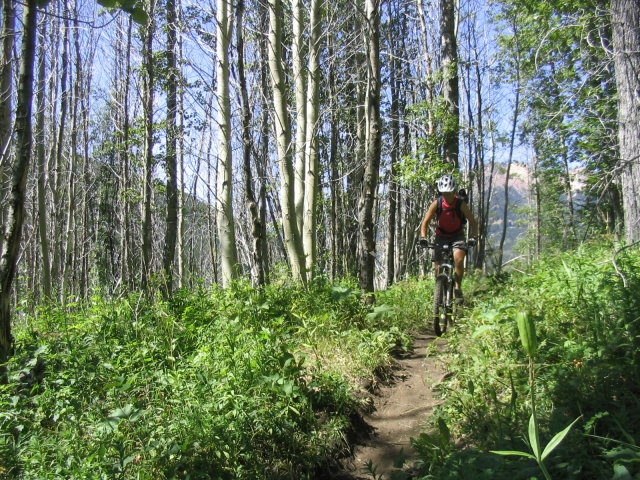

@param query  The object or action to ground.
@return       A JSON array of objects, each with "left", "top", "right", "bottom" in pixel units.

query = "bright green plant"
[{"left": 492, "top": 310, "right": 581, "bottom": 480}]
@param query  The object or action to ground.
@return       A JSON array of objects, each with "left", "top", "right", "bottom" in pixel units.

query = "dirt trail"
[{"left": 334, "top": 333, "right": 447, "bottom": 479}]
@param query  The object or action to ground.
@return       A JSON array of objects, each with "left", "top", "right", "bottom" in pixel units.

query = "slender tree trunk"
[
  {"left": 292, "top": 0, "right": 306, "bottom": 236},
  {"left": 533, "top": 154, "right": 542, "bottom": 257},
  {"left": 416, "top": 0, "right": 435, "bottom": 135},
  {"left": 303, "top": 0, "right": 321, "bottom": 275},
  {"left": 268, "top": 0, "right": 306, "bottom": 283},
  {"left": 561, "top": 135, "right": 577, "bottom": 245},
  {"left": 163, "top": 0, "right": 179, "bottom": 294},
  {"left": 36, "top": 16, "right": 51, "bottom": 300},
  {"left": 327, "top": 41, "right": 339, "bottom": 279},
  {"left": 216, "top": 0, "right": 239, "bottom": 287},
  {"left": 51, "top": 1, "right": 70, "bottom": 295},
  {"left": 61, "top": 7, "right": 83, "bottom": 301},
  {"left": 497, "top": 22, "right": 521, "bottom": 272},
  {"left": 258, "top": 4, "right": 272, "bottom": 282},
  {"left": 118, "top": 18, "right": 133, "bottom": 290},
  {"left": 385, "top": 0, "right": 399, "bottom": 287},
  {"left": 177, "top": 8, "right": 185, "bottom": 288},
  {"left": 237, "top": 0, "right": 265, "bottom": 286},
  {"left": 0, "top": 0, "right": 38, "bottom": 375},
  {"left": 358, "top": 0, "right": 381, "bottom": 296},
  {"left": 141, "top": 0, "right": 156, "bottom": 290},
  {"left": 612, "top": 0, "right": 640, "bottom": 243},
  {"left": 440, "top": 0, "right": 459, "bottom": 168},
  {"left": 0, "top": 0, "right": 15, "bottom": 164}
]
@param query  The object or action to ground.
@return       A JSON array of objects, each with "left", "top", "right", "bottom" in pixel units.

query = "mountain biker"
[{"left": 419, "top": 174, "right": 478, "bottom": 302}]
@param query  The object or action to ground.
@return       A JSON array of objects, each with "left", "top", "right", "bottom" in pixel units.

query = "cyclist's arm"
[
  {"left": 420, "top": 200, "right": 438, "bottom": 238},
  {"left": 460, "top": 202, "right": 479, "bottom": 238}
]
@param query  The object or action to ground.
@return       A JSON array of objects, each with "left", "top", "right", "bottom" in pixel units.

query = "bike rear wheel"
[{"left": 433, "top": 276, "right": 449, "bottom": 336}]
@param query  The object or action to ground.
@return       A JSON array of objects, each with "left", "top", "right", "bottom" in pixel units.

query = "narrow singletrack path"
[{"left": 335, "top": 333, "right": 447, "bottom": 479}]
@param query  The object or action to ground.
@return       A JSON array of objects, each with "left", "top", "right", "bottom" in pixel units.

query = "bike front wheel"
[{"left": 433, "top": 276, "right": 449, "bottom": 336}]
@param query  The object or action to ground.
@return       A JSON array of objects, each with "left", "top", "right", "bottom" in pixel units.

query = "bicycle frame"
[
  {"left": 436, "top": 246, "right": 455, "bottom": 306},
  {"left": 427, "top": 242, "right": 458, "bottom": 336}
]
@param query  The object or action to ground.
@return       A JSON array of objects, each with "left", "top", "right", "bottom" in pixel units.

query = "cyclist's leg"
[
  {"left": 453, "top": 248, "right": 466, "bottom": 290},
  {"left": 432, "top": 236, "right": 445, "bottom": 276},
  {"left": 451, "top": 236, "right": 467, "bottom": 290}
]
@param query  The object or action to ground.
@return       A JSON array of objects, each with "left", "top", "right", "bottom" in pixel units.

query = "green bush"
[
  {"left": 1, "top": 275, "right": 422, "bottom": 479},
  {"left": 414, "top": 241, "right": 640, "bottom": 479}
]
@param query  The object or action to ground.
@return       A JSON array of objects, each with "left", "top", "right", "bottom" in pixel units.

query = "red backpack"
[{"left": 436, "top": 191, "right": 467, "bottom": 236}]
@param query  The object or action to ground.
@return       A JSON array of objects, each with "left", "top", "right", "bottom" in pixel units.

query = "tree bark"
[
  {"left": 216, "top": 0, "right": 239, "bottom": 287},
  {"left": 36, "top": 15, "right": 51, "bottom": 300},
  {"left": 0, "top": 0, "right": 38, "bottom": 374},
  {"left": 141, "top": 0, "right": 156, "bottom": 290},
  {"left": 612, "top": 0, "right": 640, "bottom": 243},
  {"left": 237, "top": 0, "right": 266, "bottom": 286},
  {"left": 358, "top": 0, "right": 381, "bottom": 296},
  {"left": 292, "top": 0, "right": 306, "bottom": 237},
  {"left": 440, "top": 0, "right": 459, "bottom": 168},
  {"left": 0, "top": 0, "right": 15, "bottom": 164},
  {"left": 303, "top": 0, "right": 322, "bottom": 275},
  {"left": 163, "top": 0, "right": 179, "bottom": 294},
  {"left": 268, "top": 0, "right": 306, "bottom": 283},
  {"left": 118, "top": 17, "right": 133, "bottom": 291},
  {"left": 385, "top": 0, "right": 400, "bottom": 287}
]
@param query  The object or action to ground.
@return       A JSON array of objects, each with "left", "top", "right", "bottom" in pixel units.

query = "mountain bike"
[{"left": 425, "top": 241, "right": 462, "bottom": 336}]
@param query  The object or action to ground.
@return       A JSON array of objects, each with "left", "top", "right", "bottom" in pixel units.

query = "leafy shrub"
[
  {"left": 414, "top": 241, "right": 640, "bottom": 479},
  {"left": 1, "top": 275, "right": 421, "bottom": 479}
]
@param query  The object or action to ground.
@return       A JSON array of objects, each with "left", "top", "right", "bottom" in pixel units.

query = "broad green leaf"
[
  {"left": 97, "top": 0, "right": 117, "bottom": 7},
  {"left": 491, "top": 450, "right": 536, "bottom": 460},
  {"left": 129, "top": 7, "right": 148, "bottom": 25},
  {"left": 541, "top": 416, "right": 582, "bottom": 460},
  {"left": 516, "top": 311, "right": 538, "bottom": 357},
  {"left": 529, "top": 413, "right": 540, "bottom": 459},
  {"left": 472, "top": 324, "right": 497, "bottom": 338},
  {"left": 612, "top": 464, "right": 632, "bottom": 480}
]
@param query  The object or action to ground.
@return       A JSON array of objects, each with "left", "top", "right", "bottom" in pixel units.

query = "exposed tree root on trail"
[{"left": 328, "top": 333, "right": 447, "bottom": 479}]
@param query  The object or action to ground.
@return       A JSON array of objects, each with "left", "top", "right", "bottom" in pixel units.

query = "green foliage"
[
  {"left": 397, "top": 99, "right": 461, "bottom": 190},
  {"left": 414, "top": 241, "right": 640, "bottom": 479},
  {"left": 1, "top": 276, "right": 425, "bottom": 479},
  {"left": 97, "top": 0, "right": 148, "bottom": 24},
  {"left": 494, "top": 0, "right": 618, "bottom": 242}
]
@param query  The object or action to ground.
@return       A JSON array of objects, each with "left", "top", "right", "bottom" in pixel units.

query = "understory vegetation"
[
  {"left": 415, "top": 241, "right": 640, "bottom": 480},
  {"left": 0, "top": 276, "right": 430, "bottom": 479},
  {"left": 2, "top": 241, "right": 639, "bottom": 479}
]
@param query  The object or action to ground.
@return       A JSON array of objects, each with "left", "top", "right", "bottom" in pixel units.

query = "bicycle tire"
[{"left": 433, "top": 276, "right": 448, "bottom": 336}]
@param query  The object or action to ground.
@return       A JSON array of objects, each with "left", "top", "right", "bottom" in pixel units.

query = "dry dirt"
[{"left": 330, "top": 333, "right": 448, "bottom": 480}]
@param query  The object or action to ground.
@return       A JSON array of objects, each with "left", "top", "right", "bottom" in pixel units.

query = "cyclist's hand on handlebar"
[
  {"left": 419, "top": 237, "right": 430, "bottom": 248},
  {"left": 467, "top": 238, "right": 477, "bottom": 247}
]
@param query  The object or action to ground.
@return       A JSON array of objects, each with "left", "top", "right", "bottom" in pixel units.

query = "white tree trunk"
[
  {"left": 303, "top": 0, "right": 322, "bottom": 274},
  {"left": 216, "top": 0, "right": 239, "bottom": 287},
  {"left": 292, "top": 0, "right": 306, "bottom": 237},
  {"left": 268, "top": 0, "right": 306, "bottom": 283}
]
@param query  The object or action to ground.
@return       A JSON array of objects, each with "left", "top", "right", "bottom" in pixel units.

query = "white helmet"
[{"left": 437, "top": 174, "right": 456, "bottom": 193}]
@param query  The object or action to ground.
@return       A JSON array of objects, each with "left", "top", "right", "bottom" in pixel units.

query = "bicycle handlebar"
[{"left": 419, "top": 238, "right": 476, "bottom": 249}]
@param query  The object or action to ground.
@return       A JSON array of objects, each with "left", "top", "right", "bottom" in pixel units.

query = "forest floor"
[{"left": 331, "top": 332, "right": 447, "bottom": 480}]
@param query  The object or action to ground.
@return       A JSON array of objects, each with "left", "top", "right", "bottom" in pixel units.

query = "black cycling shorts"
[{"left": 432, "top": 234, "right": 467, "bottom": 262}]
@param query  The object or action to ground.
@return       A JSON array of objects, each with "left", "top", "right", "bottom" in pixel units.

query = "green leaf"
[
  {"left": 529, "top": 413, "right": 540, "bottom": 459},
  {"left": 491, "top": 450, "right": 536, "bottom": 460},
  {"left": 472, "top": 324, "right": 497, "bottom": 338},
  {"left": 96, "top": 0, "right": 117, "bottom": 7},
  {"left": 612, "top": 464, "right": 632, "bottom": 480},
  {"left": 541, "top": 416, "right": 581, "bottom": 461},
  {"left": 516, "top": 311, "right": 538, "bottom": 357},
  {"left": 129, "top": 7, "right": 148, "bottom": 25}
]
